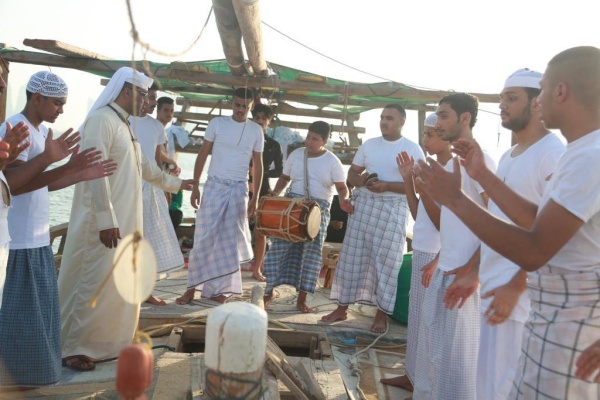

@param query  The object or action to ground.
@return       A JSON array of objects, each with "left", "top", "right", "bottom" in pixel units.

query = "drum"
[{"left": 256, "top": 197, "right": 322, "bottom": 242}]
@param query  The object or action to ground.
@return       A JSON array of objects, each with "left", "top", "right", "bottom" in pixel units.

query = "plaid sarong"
[
  {"left": 142, "top": 181, "right": 184, "bottom": 274},
  {"left": 263, "top": 193, "right": 330, "bottom": 295},
  {"left": 510, "top": 267, "right": 600, "bottom": 399},
  {"left": 187, "top": 177, "right": 252, "bottom": 293},
  {"left": 0, "top": 243, "right": 8, "bottom": 310},
  {"left": 413, "top": 269, "right": 481, "bottom": 400},
  {"left": 330, "top": 191, "right": 408, "bottom": 313},
  {"left": 0, "top": 246, "right": 61, "bottom": 386},
  {"left": 405, "top": 250, "right": 437, "bottom": 383}
]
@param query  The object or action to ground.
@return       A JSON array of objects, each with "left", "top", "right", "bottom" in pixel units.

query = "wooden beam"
[
  {"left": 22, "top": 39, "right": 111, "bottom": 59},
  {"left": 175, "top": 111, "right": 366, "bottom": 134},
  {"left": 1, "top": 51, "right": 499, "bottom": 103},
  {"left": 175, "top": 94, "right": 436, "bottom": 112},
  {"left": 0, "top": 57, "right": 8, "bottom": 123}
]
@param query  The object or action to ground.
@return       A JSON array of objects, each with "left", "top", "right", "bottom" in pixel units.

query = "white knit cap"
[
  {"left": 26, "top": 71, "right": 68, "bottom": 97},
  {"left": 424, "top": 113, "right": 437, "bottom": 128},
  {"left": 81, "top": 67, "right": 153, "bottom": 129},
  {"left": 503, "top": 68, "right": 542, "bottom": 90}
]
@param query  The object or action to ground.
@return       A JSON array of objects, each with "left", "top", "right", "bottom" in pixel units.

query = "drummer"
[{"left": 262, "top": 121, "right": 353, "bottom": 313}]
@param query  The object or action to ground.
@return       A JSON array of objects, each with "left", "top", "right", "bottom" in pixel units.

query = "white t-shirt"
[
  {"left": 438, "top": 151, "right": 497, "bottom": 272},
  {"left": 284, "top": 148, "right": 346, "bottom": 203},
  {"left": 129, "top": 115, "right": 165, "bottom": 161},
  {"left": 352, "top": 136, "right": 425, "bottom": 198},
  {"left": 0, "top": 172, "right": 10, "bottom": 246},
  {"left": 412, "top": 199, "right": 440, "bottom": 253},
  {"left": 480, "top": 133, "right": 565, "bottom": 322},
  {"left": 206, "top": 117, "right": 264, "bottom": 181},
  {"left": 0, "top": 114, "right": 50, "bottom": 249},
  {"left": 541, "top": 129, "right": 600, "bottom": 272}
]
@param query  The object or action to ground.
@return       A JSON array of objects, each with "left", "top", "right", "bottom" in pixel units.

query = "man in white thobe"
[{"left": 59, "top": 67, "right": 192, "bottom": 364}]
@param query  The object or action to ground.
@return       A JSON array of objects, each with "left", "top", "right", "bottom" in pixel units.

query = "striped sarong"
[
  {"left": 187, "top": 177, "right": 252, "bottom": 296},
  {"left": 510, "top": 267, "right": 600, "bottom": 399},
  {"left": 413, "top": 269, "right": 480, "bottom": 400},
  {"left": 0, "top": 243, "right": 8, "bottom": 310},
  {"left": 330, "top": 191, "right": 408, "bottom": 314},
  {"left": 0, "top": 246, "right": 61, "bottom": 386},
  {"left": 142, "top": 181, "right": 184, "bottom": 274},
  {"left": 263, "top": 193, "right": 330, "bottom": 295},
  {"left": 405, "top": 250, "right": 437, "bottom": 383}
]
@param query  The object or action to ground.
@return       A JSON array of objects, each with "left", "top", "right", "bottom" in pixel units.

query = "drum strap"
[{"left": 304, "top": 149, "right": 311, "bottom": 200}]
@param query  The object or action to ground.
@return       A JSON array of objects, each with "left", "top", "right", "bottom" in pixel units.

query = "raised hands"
[
  {"left": 396, "top": 151, "right": 415, "bottom": 182},
  {"left": 43, "top": 128, "right": 81, "bottom": 164},
  {"left": 78, "top": 159, "right": 118, "bottom": 181},
  {"left": 451, "top": 139, "right": 488, "bottom": 182},
  {"left": 1, "top": 121, "right": 31, "bottom": 168},
  {"left": 414, "top": 157, "right": 463, "bottom": 207}
]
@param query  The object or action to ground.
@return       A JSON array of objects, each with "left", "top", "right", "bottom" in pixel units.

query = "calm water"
[{"left": 48, "top": 152, "right": 203, "bottom": 228}]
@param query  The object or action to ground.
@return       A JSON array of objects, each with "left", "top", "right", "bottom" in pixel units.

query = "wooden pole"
[
  {"left": 212, "top": 0, "right": 245, "bottom": 76},
  {"left": 0, "top": 57, "right": 8, "bottom": 123},
  {"left": 232, "top": 0, "right": 267, "bottom": 76}
]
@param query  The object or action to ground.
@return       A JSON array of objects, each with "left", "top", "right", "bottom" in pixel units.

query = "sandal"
[{"left": 62, "top": 355, "right": 96, "bottom": 372}]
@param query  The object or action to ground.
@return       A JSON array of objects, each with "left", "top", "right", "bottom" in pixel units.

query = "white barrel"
[{"left": 205, "top": 302, "right": 268, "bottom": 374}]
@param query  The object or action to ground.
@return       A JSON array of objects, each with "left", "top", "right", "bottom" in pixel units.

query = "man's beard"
[{"left": 502, "top": 106, "right": 531, "bottom": 132}]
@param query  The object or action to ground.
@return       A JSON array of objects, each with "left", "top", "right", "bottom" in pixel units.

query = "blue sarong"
[
  {"left": 263, "top": 193, "right": 330, "bottom": 295},
  {"left": 0, "top": 246, "right": 61, "bottom": 386}
]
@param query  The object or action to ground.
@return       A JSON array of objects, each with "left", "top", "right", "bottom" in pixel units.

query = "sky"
[{"left": 1, "top": 0, "right": 598, "bottom": 159}]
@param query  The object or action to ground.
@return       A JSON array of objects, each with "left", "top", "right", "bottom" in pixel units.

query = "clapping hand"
[{"left": 1, "top": 121, "right": 30, "bottom": 169}]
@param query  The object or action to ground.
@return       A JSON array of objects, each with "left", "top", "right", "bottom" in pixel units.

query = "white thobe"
[{"left": 58, "top": 103, "right": 181, "bottom": 359}]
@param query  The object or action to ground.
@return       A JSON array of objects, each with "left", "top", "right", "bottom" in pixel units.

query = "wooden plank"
[
  {"left": 1, "top": 50, "right": 501, "bottom": 103},
  {"left": 175, "top": 111, "right": 366, "bottom": 134},
  {"left": 23, "top": 39, "right": 111, "bottom": 59}
]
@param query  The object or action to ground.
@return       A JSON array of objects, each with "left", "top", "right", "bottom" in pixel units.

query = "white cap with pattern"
[
  {"left": 503, "top": 68, "right": 542, "bottom": 90},
  {"left": 26, "top": 71, "right": 68, "bottom": 97},
  {"left": 424, "top": 113, "right": 438, "bottom": 128}
]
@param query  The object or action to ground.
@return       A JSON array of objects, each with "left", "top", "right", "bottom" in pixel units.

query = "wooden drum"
[{"left": 256, "top": 197, "right": 322, "bottom": 242}]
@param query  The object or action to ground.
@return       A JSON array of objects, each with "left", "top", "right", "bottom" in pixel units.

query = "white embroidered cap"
[
  {"left": 424, "top": 113, "right": 438, "bottom": 128},
  {"left": 503, "top": 68, "right": 542, "bottom": 90},
  {"left": 26, "top": 71, "right": 68, "bottom": 97}
]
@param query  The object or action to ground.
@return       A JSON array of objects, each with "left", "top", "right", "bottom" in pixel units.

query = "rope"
[
  {"left": 94, "top": 344, "right": 176, "bottom": 364},
  {"left": 204, "top": 368, "right": 264, "bottom": 400},
  {"left": 346, "top": 323, "right": 390, "bottom": 400},
  {"left": 125, "top": 0, "right": 213, "bottom": 58}
]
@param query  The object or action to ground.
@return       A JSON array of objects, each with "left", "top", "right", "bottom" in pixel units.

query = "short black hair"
[
  {"left": 438, "top": 93, "right": 479, "bottom": 129},
  {"left": 149, "top": 83, "right": 159, "bottom": 91},
  {"left": 157, "top": 96, "right": 174, "bottom": 110},
  {"left": 233, "top": 87, "right": 254, "bottom": 100},
  {"left": 308, "top": 120, "right": 332, "bottom": 141},
  {"left": 384, "top": 104, "right": 407, "bottom": 119},
  {"left": 252, "top": 103, "right": 274, "bottom": 119}
]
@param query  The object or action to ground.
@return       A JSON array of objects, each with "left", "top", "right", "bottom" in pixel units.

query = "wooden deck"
[{"left": 35, "top": 228, "right": 412, "bottom": 399}]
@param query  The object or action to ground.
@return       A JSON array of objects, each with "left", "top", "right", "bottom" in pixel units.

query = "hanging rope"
[{"left": 125, "top": 0, "right": 213, "bottom": 58}]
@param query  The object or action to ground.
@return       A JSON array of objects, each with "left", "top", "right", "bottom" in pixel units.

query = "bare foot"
[
  {"left": 297, "top": 301, "right": 314, "bottom": 313},
  {"left": 210, "top": 294, "right": 228, "bottom": 304},
  {"left": 321, "top": 306, "right": 348, "bottom": 323},
  {"left": 296, "top": 291, "right": 314, "bottom": 313},
  {"left": 263, "top": 292, "right": 275, "bottom": 308},
  {"left": 145, "top": 295, "right": 166, "bottom": 306},
  {"left": 380, "top": 375, "right": 414, "bottom": 391},
  {"left": 252, "top": 271, "right": 266, "bottom": 282},
  {"left": 371, "top": 309, "right": 388, "bottom": 333},
  {"left": 176, "top": 288, "right": 196, "bottom": 305}
]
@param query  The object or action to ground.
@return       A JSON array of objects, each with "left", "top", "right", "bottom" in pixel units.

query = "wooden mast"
[{"left": 0, "top": 55, "right": 8, "bottom": 123}]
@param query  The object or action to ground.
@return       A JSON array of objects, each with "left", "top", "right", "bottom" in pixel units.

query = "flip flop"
[{"left": 62, "top": 355, "right": 96, "bottom": 372}]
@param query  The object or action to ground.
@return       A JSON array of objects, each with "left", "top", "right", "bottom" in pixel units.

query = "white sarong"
[{"left": 142, "top": 181, "right": 184, "bottom": 274}]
